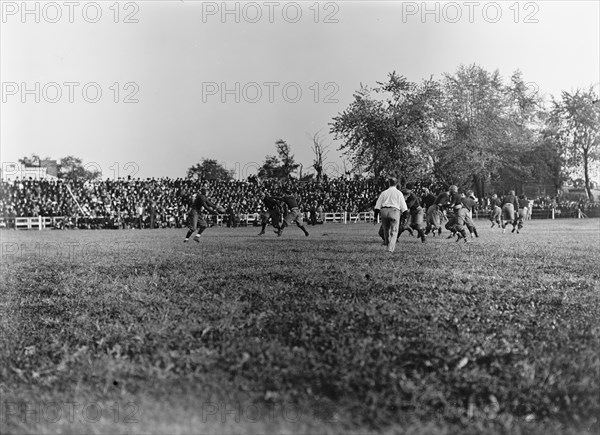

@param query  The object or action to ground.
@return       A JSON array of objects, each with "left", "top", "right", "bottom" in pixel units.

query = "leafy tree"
[
  {"left": 438, "top": 65, "right": 506, "bottom": 195},
  {"left": 258, "top": 140, "right": 299, "bottom": 179},
  {"left": 18, "top": 154, "right": 42, "bottom": 167},
  {"left": 275, "top": 139, "right": 299, "bottom": 178},
  {"left": 377, "top": 73, "right": 445, "bottom": 181},
  {"left": 257, "top": 155, "right": 283, "bottom": 179},
  {"left": 549, "top": 86, "right": 600, "bottom": 200},
  {"left": 436, "top": 65, "right": 543, "bottom": 197},
  {"left": 330, "top": 85, "right": 387, "bottom": 178},
  {"left": 18, "top": 154, "right": 99, "bottom": 180},
  {"left": 330, "top": 72, "right": 443, "bottom": 180},
  {"left": 58, "top": 156, "right": 101, "bottom": 181},
  {"left": 187, "top": 158, "right": 234, "bottom": 180},
  {"left": 524, "top": 127, "right": 567, "bottom": 196}
]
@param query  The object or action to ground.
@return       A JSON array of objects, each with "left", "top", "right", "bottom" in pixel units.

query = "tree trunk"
[
  {"left": 374, "top": 165, "right": 382, "bottom": 180},
  {"left": 472, "top": 173, "right": 483, "bottom": 199},
  {"left": 481, "top": 173, "right": 486, "bottom": 200},
  {"left": 583, "top": 149, "right": 592, "bottom": 200}
]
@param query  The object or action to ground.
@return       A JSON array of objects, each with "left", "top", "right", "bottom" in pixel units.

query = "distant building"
[
  {"left": 1, "top": 162, "right": 59, "bottom": 181},
  {"left": 40, "top": 159, "right": 58, "bottom": 177}
]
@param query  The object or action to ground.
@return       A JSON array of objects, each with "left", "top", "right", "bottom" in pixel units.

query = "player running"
[
  {"left": 489, "top": 194, "right": 502, "bottom": 228},
  {"left": 421, "top": 187, "right": 437, "bottom": 237},
  {"left": 513, "top": 194, "right": 529, "bottom": 233},
  {"left": 427, "top": 187, "right": 452, "bottom": 237},
  {"left": 183, "top": 187, "right": 219, "bottom": 243},
  {"left": 460, "top": 191, "right": 480, "bottom": 238},
  {"left": 272, "top": 188, "right": 309, "bottom": 237},
  {"left": 257, "top": 192, "right": 283, "bottom": 236},
  {"left": 443, "top": 185, "right": 463, "bottom": 239},
  {"left": 501, "top": 190, "right": 520, "bottom": 234},
  {"left": 399, "top": 183, "right": 426, "bottom": 243}
]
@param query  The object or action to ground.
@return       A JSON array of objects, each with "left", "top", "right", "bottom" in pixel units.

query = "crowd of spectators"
[
  {"left": 1, "top": 177, "right": 598, "bottom": 229},
  {"left": 0, "top": 176, "right": 387, "bottom": 229}
]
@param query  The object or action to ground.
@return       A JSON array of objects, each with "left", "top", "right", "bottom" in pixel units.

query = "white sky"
[{"left": 1, "top": 1, "right": 599, "bottom": 180}]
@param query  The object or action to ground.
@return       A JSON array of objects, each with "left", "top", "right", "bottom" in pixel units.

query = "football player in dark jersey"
[
  {"left": 183, "top": 187, "right": 219, "bottom": 243},
  {"left": 272, "top": 188, "right": 309, "bottom": 237},
  {"left": 257, "top": 192, "right": 283, "bottom": 236}
]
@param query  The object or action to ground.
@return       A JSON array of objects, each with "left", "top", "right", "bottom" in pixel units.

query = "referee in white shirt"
[{"left": 374, "top": 177, "right": 408, "bottom": 253}]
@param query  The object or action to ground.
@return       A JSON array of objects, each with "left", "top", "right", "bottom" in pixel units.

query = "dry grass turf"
[{"left": 0, "top": 219, "right": 599, "bottom": 434}]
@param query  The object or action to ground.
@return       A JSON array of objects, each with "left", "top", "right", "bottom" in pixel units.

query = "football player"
[
  {"left": 257, "top": 192, "right": 283, "bottom": 236},
  {"left": 272, "top": 188, "right": 309, "bottom": 237},
  {"left": 183, "top": 187, "right": 219, "bottom": 243}
]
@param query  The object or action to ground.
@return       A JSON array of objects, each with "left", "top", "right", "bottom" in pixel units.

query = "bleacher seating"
[{"left": 1, "top": 176, "right": 597, "bottom": 230}]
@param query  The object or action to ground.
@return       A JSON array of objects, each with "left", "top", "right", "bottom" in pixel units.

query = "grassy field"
[{"left": 1, "top": 220, "right": 599, "bottom": 434}]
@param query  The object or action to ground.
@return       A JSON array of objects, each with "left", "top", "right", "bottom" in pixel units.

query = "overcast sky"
[{"left": 1, "top": 1, "right": 598, "bottom": 180}]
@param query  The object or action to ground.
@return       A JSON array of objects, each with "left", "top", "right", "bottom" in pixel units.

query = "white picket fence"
[
  {"left": 1, "top": 212, "right": 378, "bottom": 230},
  {"left": 215, "top": 212, "right": 377, "bottom": 226},
  {"left": 14, "top": 216, "right": 56, "bottom": 230},
  {"left": 5, "top": 208, "right": 593, "bottom": 230}
]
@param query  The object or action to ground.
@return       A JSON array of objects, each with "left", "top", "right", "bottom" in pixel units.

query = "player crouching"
[
  {"left": 257, "top": 192, "right": 283, "bottom": 236},
  {"left": 272, "top": 188, "right": 309, "bottom": 237}
]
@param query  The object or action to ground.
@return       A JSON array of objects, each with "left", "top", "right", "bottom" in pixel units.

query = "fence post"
[{"left": 552, "top": 208, "right": 555, "bottom": 220}]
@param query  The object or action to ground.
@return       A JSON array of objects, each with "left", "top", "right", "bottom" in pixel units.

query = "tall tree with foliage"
[
  {"left": 18, "top": 154, "right": 42, "bottom": 167},
  {"left": 257, "top": 140, "right": 299, "bottom": 179},
  {"left": 275, "top": 139, "right": 299, "bottom": 178},
  {"left": 520, "top": 126, "right": 566, "bottom": 196},
  {"left": 330, "top": 72, "right": 443, "bottom": 181},
  {"left": 436, "top": 65, "right": 543, "bottom": 197},
  {"left": 329, "top": 85, "right": 387, "bottom": 178},
  {"left": 257, "top": 155, "right": 282, "bottom": 179},
  {"left": 18, "top": 154, "right": 100, "bottom": 180},
  {"left": 58, "top": 156, "right": 101, "bottom": 181},
  {"left": 187, "top": 158, "right": 235, "bottom": 180},
  {"left": 549, "top": 86, "right": 600, "bottom": 200}
]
